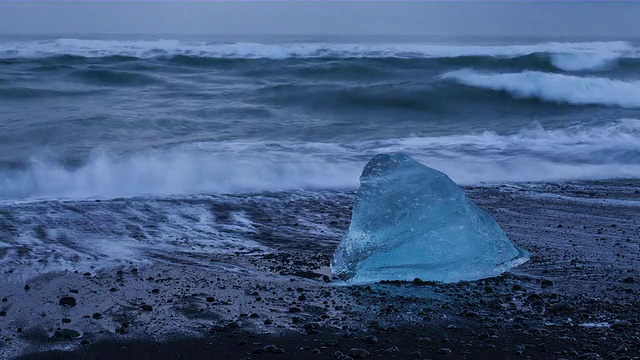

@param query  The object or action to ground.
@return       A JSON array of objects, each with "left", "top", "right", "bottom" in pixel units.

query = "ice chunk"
[{"left": 331, "top": 153, "right": 529, "bottom": 284}]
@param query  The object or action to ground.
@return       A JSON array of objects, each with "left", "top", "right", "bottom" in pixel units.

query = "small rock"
[
  {"left": 611, "top": 320, "right": 631, "bottom": 330},
  {"left": 303, "top": 322, "right": 319, "bottom": 334},
  {"left": 24, "top": 284, "right": 30, "bottom": 291},
  {"left": 439, "top": 348, "right": 452, "bottom": 355},
  {"left": 363, "top": 335, "right": 378, "bottom": 344},
  {"left": 549, "top": 302, "right": 572, "bottom": 314},
  {"left": 541, "top": 279, "right": 554, "bottom": 288},
  {"left": 616, "top": 345, "right": 628, "bottom": 353},
  {"left": 383, "top": 346, "right": 399, "bottom": 353},
  {"left": 59, "top": 296, "right": 77, "bottom": 307},
  {"left": 264, "top": 345, "right": 284, "bottom": 354},
  {"left": 62, "top": 318, "right": 71, "bottom": 323},
  {"left": 92, "top": 312, "right": 103, "bottom": 320},
  {"left": 622, "top": 277, "right": 635, "bottom": 284},
  {"left": 206, "top": 296, "right": 215, "bottom": 302},
  {"left": 226, "top": 321, "right": 240, "bottom": 329},
  {"left": 349, "top": 348, "right": 370, "bottom": 358}
]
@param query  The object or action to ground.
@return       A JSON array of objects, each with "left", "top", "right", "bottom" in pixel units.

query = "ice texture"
[{"left": 331, "top": 153, "right": 529, "bottom": 284}]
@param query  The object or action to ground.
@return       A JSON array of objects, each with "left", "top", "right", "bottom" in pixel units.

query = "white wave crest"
[
  {"left": 2, "top": 119, "right": 640, "bottom": 202},
  {"left": 442, "top": 70, "right": 640, "bottom": 108},
  {"left": 550, "top": 52, "right": 620, "bottom": 71},
  {"left": 0, "top": 39, "right": 635, "bottom": 66}
]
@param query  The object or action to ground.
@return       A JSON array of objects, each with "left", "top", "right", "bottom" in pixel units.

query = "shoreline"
[{"left": 2, "top": 180, "right": 639, "bottom": 359}]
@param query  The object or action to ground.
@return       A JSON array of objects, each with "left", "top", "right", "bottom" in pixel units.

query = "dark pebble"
[
  {"left": 611, "top": 320, "right": 631, "bottom": 330},
  {"left": 226, "top": 322, "right": 240, "bottom": 329},
  {"left": 541, "top": 279, "right": 554, "bottom": 288},
  {"left": 363, "top": 335, "right": 378, "bottom": 344},
  {"left": 59, "top": 296, "right": 77, "bottom": 307},
  {"left": 264, "top": 344, "right": 284, "bottom": 354},
  {"left": 349, "top": 348, "right": 370, "bottom": 358}
]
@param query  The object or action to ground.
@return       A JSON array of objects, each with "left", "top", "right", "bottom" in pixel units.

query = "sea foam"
[{"left": 2, "top": 119, "right": 639, "bottom": 202}]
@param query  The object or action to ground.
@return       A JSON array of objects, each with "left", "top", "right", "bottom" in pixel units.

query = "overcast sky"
[{"left": 0, "top": 1, "right": 638, "bottom": 38}]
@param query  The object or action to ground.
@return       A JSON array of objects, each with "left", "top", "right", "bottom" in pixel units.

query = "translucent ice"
[{"left": 331, "top": 153, "right": 529, "bottom": 284}]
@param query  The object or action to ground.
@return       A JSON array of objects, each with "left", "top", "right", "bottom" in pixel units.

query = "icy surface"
[{"left": 331, "top": 153, "right": 529, "bottom": 284}]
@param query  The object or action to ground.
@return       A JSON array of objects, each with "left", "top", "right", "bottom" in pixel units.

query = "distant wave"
[
  {"left": 0, "top": 39, "right": 636, "bottom": 71},
  {"left": 69, "top": 69, "right": 163, "bottom": 86},
  {"left": 2, "top": 119, "right": 639, "bottom": 202},
  {"left": 442, "top": 70, "right": 640, "bottom": 109}
]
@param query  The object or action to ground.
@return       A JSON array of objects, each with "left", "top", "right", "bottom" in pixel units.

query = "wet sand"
[{"left": 2, "top": 180, "right": 639, "bottom": 359}]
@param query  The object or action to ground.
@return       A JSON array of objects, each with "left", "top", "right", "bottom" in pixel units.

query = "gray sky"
[{"left": 0, "top": 1, "right": 638, "bottom": 37}]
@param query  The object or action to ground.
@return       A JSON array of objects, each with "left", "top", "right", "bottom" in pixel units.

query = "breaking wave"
[
  {"left": 442, "top": 70, "right": 640, "bottom": 108},
  {"left": 2, "top": 119, "right": 639, "bottom": 202},
  {"left": 1, "top": 38, "right": 637, "bottom": 72}
]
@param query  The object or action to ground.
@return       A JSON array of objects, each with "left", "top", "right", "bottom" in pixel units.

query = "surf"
[{"left": 2, "top": 119, "right": 639, "bottom": 202}]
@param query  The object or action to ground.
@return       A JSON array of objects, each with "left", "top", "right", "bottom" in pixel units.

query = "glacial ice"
[{"left": 331, "top": 153, "right": 529, "bottom": 284}]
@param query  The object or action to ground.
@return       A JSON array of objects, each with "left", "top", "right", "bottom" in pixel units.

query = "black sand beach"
[{"left": 2, "top": 181, "right": 639, "bottom": 360}]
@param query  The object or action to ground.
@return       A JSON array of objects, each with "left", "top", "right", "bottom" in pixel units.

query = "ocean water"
[{"left": 1, "top": 35, "right": 639, "bottom": 277}]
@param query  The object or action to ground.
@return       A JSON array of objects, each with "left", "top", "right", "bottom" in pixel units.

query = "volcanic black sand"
[{"left": 1, "top": 181, "right": 639, "bottom": 360}]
